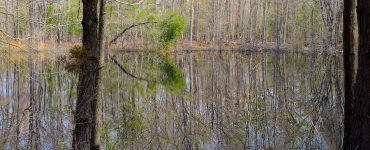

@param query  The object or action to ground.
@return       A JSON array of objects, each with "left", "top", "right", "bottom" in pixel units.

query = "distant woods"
[{"left": 0, "top": 0, "right": 346, "bottom": 51}]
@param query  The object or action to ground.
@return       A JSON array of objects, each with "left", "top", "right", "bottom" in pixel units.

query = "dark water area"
[{"left": 0, "top": 51, "right": 343, "bottom": 149}]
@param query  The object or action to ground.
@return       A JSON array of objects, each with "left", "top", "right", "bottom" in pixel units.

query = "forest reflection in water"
[{"left": 0, "top": 51, "right": 343, "bottom": 149}]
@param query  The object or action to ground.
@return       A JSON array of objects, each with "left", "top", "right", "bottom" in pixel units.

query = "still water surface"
[{"left": 0, "top": 51, "right": 343, "bottom": 149}]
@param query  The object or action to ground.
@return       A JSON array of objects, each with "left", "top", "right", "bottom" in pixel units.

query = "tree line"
[{"left": 1, "top": 0, "right": 345, "bottom": 51}]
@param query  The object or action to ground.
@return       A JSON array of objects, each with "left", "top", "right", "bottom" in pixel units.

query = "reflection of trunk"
[
  {"left": 318, "top": 59, "right": 341, "bottom": 150},
  {"left": 73, "top": 0, "right": 105, "bottom": 149},
  {"left": 181, "top": 97, "right": 190, "bottom": 149},
  {"left": 346, "top": 0, "right": 370, "bottom": 149},
  {"left": 29, "top": 57, "right": 35, "bottom": 149},
  {"left": 13, "top": 0, "right": 20, "bottom": 148},
  {"left": 261, "top": 52, "right": 270, "bottom": 147},
  {"left": 57, "top": 63, "right": 64, "bottom": 149},
  {"left": 272, "top": 51, "right": 280, "bottom": 149},
  {"left": 14, "top": 64, "right": 20, "bottom": 150},
  {"left": 28, "top": 0, "right": 35, "bottom": 148}
]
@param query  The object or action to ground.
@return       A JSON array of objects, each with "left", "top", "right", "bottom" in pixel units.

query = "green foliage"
[
  {"left": 147, "top": 14, "right": 156, "bottom": 22},
  {"left": 107, "top": 53, "right": 185, "bottom": 94},
  {"left": 158, "top": 58, "right": 185, "bottom": 93},
  {"left": 46, "top": 5, "right": 58, "bottom": 25},
  {"left": 58, "top": 141, "right": 65, "bottom": 149},
  {"left": 159, "top": 14, "right": 186, "bottom": 49},
  {"left": 128, "top": 53, "right": 186, "bottom": 93},
  {"left": 137, "top": 9, "right": 153, "bottom": 21},
  {"left": 46, "top": 5, "right": 58, "bottom": 33},
  {"left": 66, "top": 0, "right": 83, "bottom": 35},
  {"left": 296, "top": 7, "right": 308, "bottom": 34},
  {"left": 129, "top": 13, "right": 185, "bottom": 50},
  {"left": 47, "top": 69, "right": 57, "bottom": 89},
  {"left": 45, "top": 0, "right": 82, "bottom": 35}
]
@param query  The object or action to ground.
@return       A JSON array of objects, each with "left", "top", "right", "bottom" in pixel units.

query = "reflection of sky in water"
[{"left": 2, "top": 75, "right": 8, "bottom": 97}]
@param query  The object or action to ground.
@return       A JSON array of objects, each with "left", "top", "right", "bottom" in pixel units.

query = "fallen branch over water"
[{"left": 109, "top": 22, "right": 158, "bottom": 45}]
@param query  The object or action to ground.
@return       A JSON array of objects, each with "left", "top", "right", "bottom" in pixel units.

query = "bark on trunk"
[
  {"left": 73, "top": 0, "right": 102, "bottom": 149},
  {"left": 343, "top": 0, "right": 356, "bottom": 148},
  {"left": 346, "top": 1, "right": 370, "bottom": 149}
]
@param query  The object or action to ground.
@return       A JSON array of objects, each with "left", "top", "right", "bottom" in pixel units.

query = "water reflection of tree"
[
  {"left": 98, "top": 52, "right": 342, "bottom": 149},
  {"left": 0, "top": 51, "right": 342, "bottom": 149}
]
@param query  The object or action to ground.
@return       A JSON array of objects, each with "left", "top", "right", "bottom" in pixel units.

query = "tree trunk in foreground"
[
  {"left": 73, "top": 0, "right": 103, "bottom": 149},
  {"left": 346, "top": 1, "right": 370, "bottom": 149},
  {"left": 343, "top": 0, "right": 356, "bottom": 148}
]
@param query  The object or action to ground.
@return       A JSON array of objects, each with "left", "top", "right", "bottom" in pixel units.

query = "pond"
[{"left": 0, "top": 50, "right": 343, "bottom": 149}]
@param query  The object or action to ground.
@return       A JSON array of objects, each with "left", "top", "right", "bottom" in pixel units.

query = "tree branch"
[
  {"left": 109, "top": 21, "right": 158, "bottom": 45},
  {"left": 108, "top": 21, "right": 159, "bottom": 82},
  {"left": 110, "top": 0, "right": 144, "bottom": 5}
]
